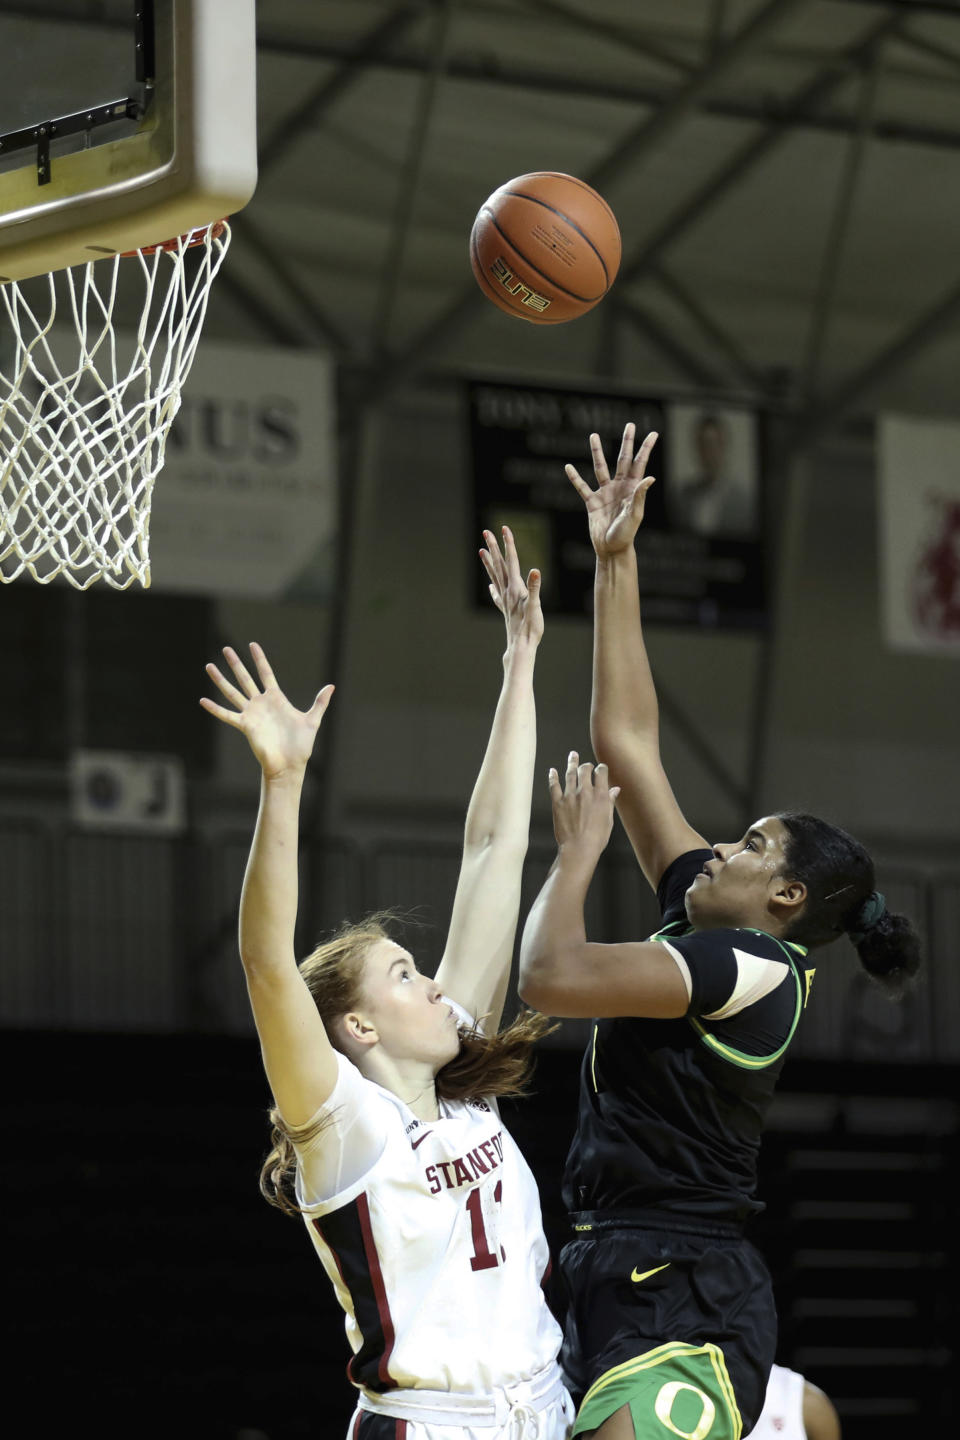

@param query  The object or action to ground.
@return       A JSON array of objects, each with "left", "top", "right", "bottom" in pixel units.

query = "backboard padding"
[{"left": 0, "top": 0, "right": 256, "bottom": 282}]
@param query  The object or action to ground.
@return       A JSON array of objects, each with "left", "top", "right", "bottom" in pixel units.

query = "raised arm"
[
  {"left": 201, "top": 643, "right": 336, "bottom": 1127},
  {"left": 567, "top": 422, "right": 707, "bottom": 890},
  {"left": 433, "top": 527, "right": 543, "bottom": 1032},
  {"left": 518, "top": 754, "right": 689, "bottom": 1018}
]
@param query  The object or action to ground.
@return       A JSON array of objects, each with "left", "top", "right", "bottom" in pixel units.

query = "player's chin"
[
  {"left": 435, "top": 1028, "right": 462, "bottom": 1067},
  {"left": 684, "top": 884, "right": 717, "bottom": 928}
]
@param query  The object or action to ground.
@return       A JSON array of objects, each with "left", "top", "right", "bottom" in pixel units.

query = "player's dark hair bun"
[{"left": 854, "top": 911, "right": 922, "bottom": 999}]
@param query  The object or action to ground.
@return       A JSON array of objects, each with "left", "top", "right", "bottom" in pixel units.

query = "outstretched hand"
[
  {"left": 566, "top": 422, "right": 658, "bottom": 558},
  {"left": 480, "top": 525, "right": 544, "bottom": 650},
  {"left": 200, "top": 642, "right": 334, "bottom": 781},
  {"left": 549, "top": 752, "right": 621, "bottom": 860}
]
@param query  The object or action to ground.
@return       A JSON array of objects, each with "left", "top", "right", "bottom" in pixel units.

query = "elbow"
[
  {"left": 517, "top": 940, "right": 552, "bottom": 1010},
  {"left": 518, "top": 966, "right": 592, "bottom": 1019},
  {"left": 589, "top": 716, "right": 623, "bottom": 766},
  {"left": 462, "top": 830, "right": 529, "bottom": 862},
  {"left": 516, "top": 966, "right": 543, "bottom": 1009},
  {"left": 518, "top": 975, "right": 556, "bottom": 1013},
  {"left": 518, "top": 943, "right": 581, "bottom": 1014}
]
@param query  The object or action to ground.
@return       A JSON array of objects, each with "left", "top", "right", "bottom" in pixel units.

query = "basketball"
[{"left": 469, "top": 172, "right": 621, "bottom": 324}]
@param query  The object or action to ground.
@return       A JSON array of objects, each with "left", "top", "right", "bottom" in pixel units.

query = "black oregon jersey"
[{"left": 562, "top": 849, "right": 816, "bottom": 1225}]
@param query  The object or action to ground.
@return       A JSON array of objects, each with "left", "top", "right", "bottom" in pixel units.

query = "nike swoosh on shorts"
[{"left": 630, "top": 1262, "right": 671, "bottom": 1284}]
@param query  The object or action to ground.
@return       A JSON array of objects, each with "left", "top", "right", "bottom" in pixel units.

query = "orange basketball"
[{"left": 470, "top": 172, "right": 621, "bottom": 324}]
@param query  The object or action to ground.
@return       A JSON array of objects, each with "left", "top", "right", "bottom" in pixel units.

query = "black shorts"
[{"left": 559, "top": 1214, "right": 776, "bottom": 1436}]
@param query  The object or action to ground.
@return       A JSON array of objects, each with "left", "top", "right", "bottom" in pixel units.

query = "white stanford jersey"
[
  {"left": 745, "top": 1364, "right": 807, "bottom": 1440},
  {"left": 295, "top": 1053, "right": 563, "bottom": 1397}
]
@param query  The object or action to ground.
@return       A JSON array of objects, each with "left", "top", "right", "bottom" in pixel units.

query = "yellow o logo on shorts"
[{"left": 654, "top": 1381, "right": 717, "bottom": 1439}]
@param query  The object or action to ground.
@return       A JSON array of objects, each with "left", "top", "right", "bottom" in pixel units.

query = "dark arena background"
[{"left": 2, "top": 2, "right": 959, "bottom": 1437}]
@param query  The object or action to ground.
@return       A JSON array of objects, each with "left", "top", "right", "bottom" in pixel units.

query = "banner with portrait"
[
  {"left": 468, "top": 381, "right": 766, "bottom": 628},
  {"left": 878, "top": 414, "right": 960, "bottom": 656}
]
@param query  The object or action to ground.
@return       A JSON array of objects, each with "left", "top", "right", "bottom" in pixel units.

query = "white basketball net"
[{"left": 0, "top": 220, "right": 231, "bottom": 589}]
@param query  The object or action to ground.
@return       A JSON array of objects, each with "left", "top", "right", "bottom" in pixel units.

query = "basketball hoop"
[{"left": 0, "top": 218, "right": 231, "bottom": 590}]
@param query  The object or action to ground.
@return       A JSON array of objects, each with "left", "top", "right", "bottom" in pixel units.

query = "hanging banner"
[
  {"left": 148, "top": 340, "right": 337, "bottom": 598},
  {"left": 467, "top": 381, "right": 765, "bottom": 628},
  {"left": 879, "top": 414, "right": 960, "bottom": 656}
]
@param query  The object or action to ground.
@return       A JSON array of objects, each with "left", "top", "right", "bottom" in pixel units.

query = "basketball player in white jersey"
[
  {"left": 746, "top": 1365, "right": 841, "bottom": 1440},
  {"left": 202, "top": 528, "right": 574, "bottom": 1440}
]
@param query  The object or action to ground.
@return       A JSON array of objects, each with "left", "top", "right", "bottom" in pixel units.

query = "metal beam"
[
  {"left": 650, "top": 262, "right": 770, "bottom": 394},
  {"left": 240, "top": 1, "right": 429, "bottom": 360},
  {"left": 258, "top": 2, "right": 428, "bottom": 176},
  {"left": 19, "top": 6, "right": 960, "bottom": 155},
  {"left": 372, "top": 0, "right": 808, "bottom": 401},
  {"left": 744, "top": 443, "right": 811, "bottom": 822},
  {"left": 708, "top": 0, "right": 732, "bottom": 57},
  {"left": 589, "top": 0, "right": 808, "bottom": 197},
  {"left": 618, "top": 11, "right": 906, "bottom": 289},
  {"left": 801, "top": 47, "right": 882, "bottom": 400},
  {"left": 229, "top": 213, "right": 352, "bottom": 354},
  {"left": 373, "top": 0, "right": 456, "bottom": 356},
  {"left": 249, "top": 36, "right": 960, "bottom": 155},
  {"left": 214, "top": 266, "right": 310, "bottom": 348},
  {"left": 831, "top": 0, "right": 960, "bottom": 15},
  {"left": 788, "top": 276, "right": 960, "bottom": 458},
  {"left": 11, "top": 4, "right": 960, "bottom": 157},
  {"left": 594, "top": 294, "right": 624, "bottom": 383},
  {"left": 894, "top": 26, "right": 960, "bottom": 74},
  {"left": 514, "top": 0, "right": 695, "bottom": 77},
  {"left": 657, "top": 680, "right": 750, "bottom": 816},
  {"left": 616, "top": 295, "right": 726, "bottom": 392}
]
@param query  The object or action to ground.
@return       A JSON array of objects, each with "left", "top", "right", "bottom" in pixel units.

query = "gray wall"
[{"left": 2, "top": 372, "right": 958, "bottom": 1056}]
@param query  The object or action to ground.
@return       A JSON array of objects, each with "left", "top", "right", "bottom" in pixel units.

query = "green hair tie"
[{"left": 848, "top": 891, "right": 886, "bottom": 946}]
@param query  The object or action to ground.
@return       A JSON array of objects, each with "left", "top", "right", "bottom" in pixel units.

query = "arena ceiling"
[{"left": 6, "top": 0, "right": 960, "bottom": 445}]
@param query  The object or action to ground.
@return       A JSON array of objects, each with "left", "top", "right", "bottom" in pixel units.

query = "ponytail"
[
  {"left": 777, "top": 813, "right": 921, "bottom": 999},
  {"left": 849, "top": 896, "right": 922, "bottom": 1001}
]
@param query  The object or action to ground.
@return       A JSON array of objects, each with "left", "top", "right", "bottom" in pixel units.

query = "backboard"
[{"left": 0, "top": 0, "right": 257, "bottom": 283}]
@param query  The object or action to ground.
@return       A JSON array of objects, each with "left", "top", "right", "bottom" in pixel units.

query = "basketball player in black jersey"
[{"left": 519, "top": 425, "right": 920, "bottom": 1440}]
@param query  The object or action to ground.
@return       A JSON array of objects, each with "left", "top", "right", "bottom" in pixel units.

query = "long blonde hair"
[{"left": 259, "top": 915, "right": 555, "bottom": 1214}]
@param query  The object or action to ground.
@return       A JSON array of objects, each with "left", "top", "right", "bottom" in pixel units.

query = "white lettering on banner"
[
  {"left": 146, "top": 339, "right": 336, "bottom": 598},
  {"left": 879, "top": 414, "right": 960, "bottom": 656}
]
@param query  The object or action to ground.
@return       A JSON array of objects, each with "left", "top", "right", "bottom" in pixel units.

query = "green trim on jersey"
[
  {"left": 574, "top": 1340, "right": 743, "bottom": 1439},
  {"left": 652, "top": 925, "right": 809, "bottom": 1073}
]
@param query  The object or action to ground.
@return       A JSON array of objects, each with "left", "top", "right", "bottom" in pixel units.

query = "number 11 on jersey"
[{"left": 466, "top": 1180, "right": 505, "bottom": 1271}]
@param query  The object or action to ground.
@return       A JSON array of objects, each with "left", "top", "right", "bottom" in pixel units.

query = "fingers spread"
[
  {"left": 500, "top": 524, "right": 522, "bottom": 588},
  {"left": 223, "top": 646, "right": 260, "bottom": 700},
  {"left": 480, "top": 529, "right": 507, "bottom": 591},
  {"left": 248, "top": 641, "right": 276, "bottom": 690},
  {"left": 632, "top": 429, "right": 659, "bottom": 477},
  {"left": 205, "top": 661, "right": 247, "bottom": 710},
  {"left": 309, "top": 683, "right": 335, "bottom": 719},
  {"left": 589, "top": 432, "right": 611, "bottom": 486},
  {"left": 614, "top": 421, "right": 636, "bottom": 479},
  {"left": 199, "top": 696, "right": 243, "bottom": 728},
  {"left": 565, "top": 463, "right": 593, "bottom": 501}
]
